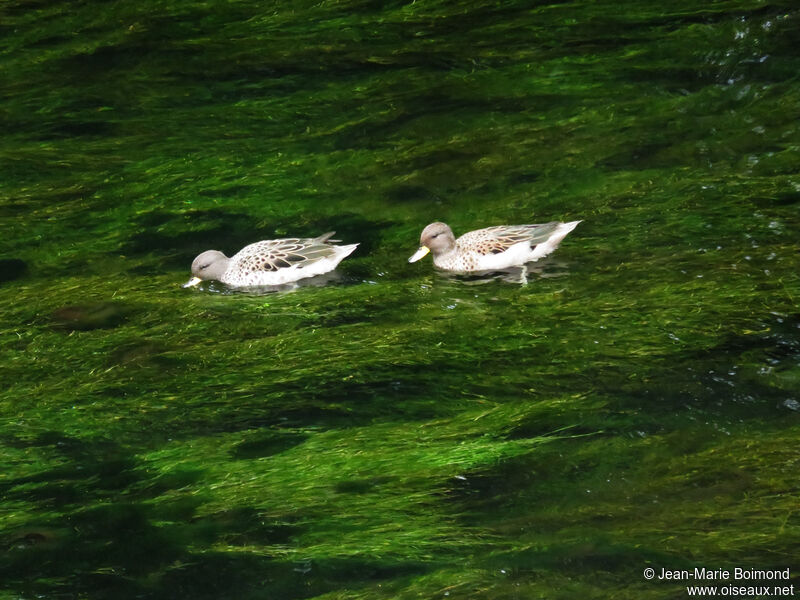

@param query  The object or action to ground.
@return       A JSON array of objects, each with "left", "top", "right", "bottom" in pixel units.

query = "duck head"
[
  {"left": 408, "top": 222, "right": 456, "bottom": 262},
  {"left": 183, "top": 250, "right": 230, "bottom": 287}
]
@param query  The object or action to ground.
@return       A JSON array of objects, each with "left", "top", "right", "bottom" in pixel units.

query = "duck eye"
[{"left": 200, "top": 263, "right": 210, "bottom": 270}]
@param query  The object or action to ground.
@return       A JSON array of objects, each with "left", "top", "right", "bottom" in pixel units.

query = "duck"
[
  {"left": 408, "top": 220, "right": 580, "bottom": 272},
  {"left": 183, "top": 232, "right": 358, "bottom": 288}
]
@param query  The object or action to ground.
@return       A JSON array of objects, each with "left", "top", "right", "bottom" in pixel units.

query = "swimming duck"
[
  {"left": 183, "top": 232, "right": 358, "bottom": 288},
  {"left": 408, "top": 221, "right": 580, "bottom": 272}
]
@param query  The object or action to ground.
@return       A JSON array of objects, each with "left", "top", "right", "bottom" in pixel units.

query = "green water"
[{"left": 1, "top": 0, "right": 799, "bottom": 598}]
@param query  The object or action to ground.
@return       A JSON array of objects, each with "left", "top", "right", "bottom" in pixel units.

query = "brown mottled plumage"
[
  {"left": 183, "top": 232, "right": 358, "bottom": 288},
  {"left": 408, "top": 221, "right": 581, "bottom": 272}
]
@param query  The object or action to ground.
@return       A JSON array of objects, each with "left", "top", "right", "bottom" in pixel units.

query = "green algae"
[{"left": 1, "top": 0, "right": 800, "bottom": 598}]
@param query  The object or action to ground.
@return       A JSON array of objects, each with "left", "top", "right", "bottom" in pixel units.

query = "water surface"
[{"left": 1, "top": 1, "right": 799, "bottom": 598}]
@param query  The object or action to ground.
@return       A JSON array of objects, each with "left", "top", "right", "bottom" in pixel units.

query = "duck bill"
[
  {"left": 182, "top": 276, "right": 203, "bottom": 288},
  {"left": 408, "top": 246, "right": 431, "bottom": 263}
]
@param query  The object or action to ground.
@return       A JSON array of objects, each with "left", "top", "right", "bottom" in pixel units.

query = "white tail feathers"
[{"left": 528, "top": 220, "right": 581, "bottom": 261}]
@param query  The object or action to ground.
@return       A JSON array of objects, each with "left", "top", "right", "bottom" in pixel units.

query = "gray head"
[
  {"left": 183, "top": 250, "right": 230, "bottom": 287},
  {"left": 408, "top": 222, "right": 456, "bottom": 262}
]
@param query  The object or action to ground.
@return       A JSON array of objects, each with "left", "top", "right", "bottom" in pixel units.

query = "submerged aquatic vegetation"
[{"left": 1, "top": 0, "right": 799, "bottom": 598}]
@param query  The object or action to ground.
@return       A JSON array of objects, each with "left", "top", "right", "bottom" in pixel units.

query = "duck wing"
[
  {"left": 459, "top": 223, "right": 563, "bottom": 255},
  {"left": 234, "top": 237, "right": 344, "bottom": 272}
]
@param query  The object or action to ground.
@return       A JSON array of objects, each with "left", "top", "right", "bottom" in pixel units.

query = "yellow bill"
[
  {"left": 182, "top": 276, "right": 202, "bottom": 288},
  {"left": 408, "top": 246, "right": 431, "bottom": 263}
]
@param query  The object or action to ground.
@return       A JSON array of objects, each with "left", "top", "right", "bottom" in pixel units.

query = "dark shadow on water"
[
  {"left": 190, "top": 369, "right": 467, "bottom": 436},
  {"left": 40, "top": 119, "right": 117, "bottom": 141},
  {"left": 0, "top": 258, "right": 28, "bottom": 284},
  {"left": 155, "top": 554, "right": 429, "bottom": 600},
  {"left": 384, "top": 184, "right": 442, "bottom": 204},
  {"left": 334, "top": 475, "right": 394, "bottom": 495},
  {"left": 50, "top": 301, "right": 134, "bottom": 331},
  {"left": 124, "top": 209, "right": 390, "bottom": 274},
  {"left": 0, "top": 434, "right": 194, "bottom": 597},
  {"left": 0, "top": 431, "right": 430, "bottom": 599},
  {"left": 107, "top": 339, "right": 182, "bottom": 370},
  {"left": 189, "top": 507, "right": 302, "bottom": 547},
  {"left": 0, "top": 432, "right": 140, "bottom": 505},
  {"left": 231, "top": 431, "right": 309, "bottom": 459}
]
